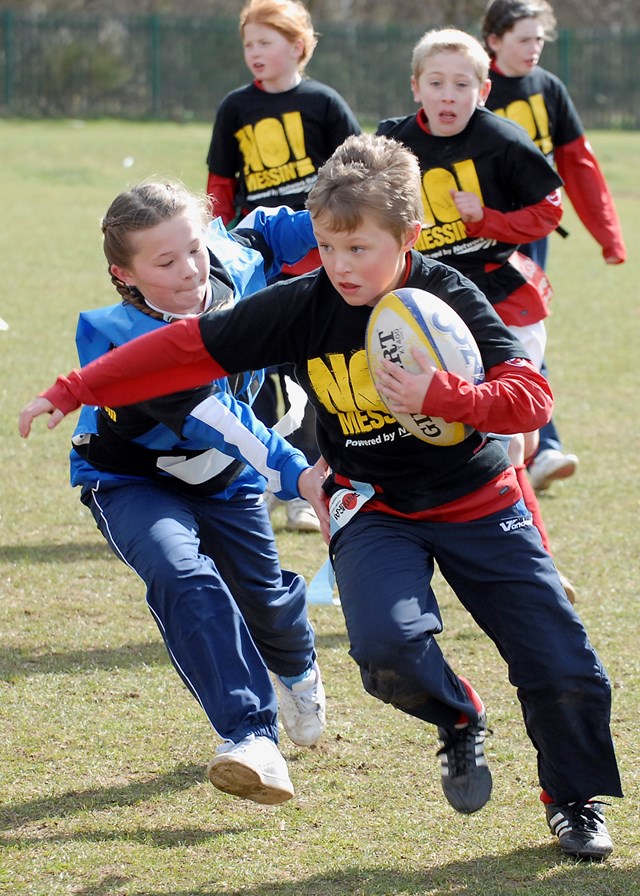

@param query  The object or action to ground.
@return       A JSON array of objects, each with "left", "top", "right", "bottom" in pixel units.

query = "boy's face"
[
  {"left": 487, "top": 19, "right": 545, "bottom": 77},
  {"left": 411, "top": 50, "right": 491, "bottom": 137},
  {"left": 313, "top": 212, "right": 420, "bottom": 308}
]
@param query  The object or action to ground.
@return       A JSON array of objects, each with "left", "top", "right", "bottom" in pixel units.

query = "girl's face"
[
  {"left": 313, "top": 212, "right": 421, "bottom": 308},
  {"left": 242, "top": 23, "right": 303, "bottom": 91},
  {"left": 411, "top": 50, "right": 491, "bottom": 137},
  {"left": 112, "top": 213, "right": 209, "bottom": 317},
  {"left": 487, "top": 18, "right": 545, "bottom": 76}
]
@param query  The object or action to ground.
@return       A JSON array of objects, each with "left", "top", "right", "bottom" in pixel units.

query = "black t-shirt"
[
  {"left": 377, "top": 108, "right": 562, "bottom": 276},
  {"left": 376, "top": 107, "right": 562, "bottom": 306},
  {"left": 207, "top": 78, "right": 361, "bottom": 212},
  {"left": 198, "top": 251, "right": 524, "bottom": 513},
  {"left": 486, "top": 66, "right": 584, "bottom": 159}
]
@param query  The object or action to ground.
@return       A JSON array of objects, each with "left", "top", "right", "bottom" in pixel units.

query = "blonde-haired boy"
[
  {"left": 412, "top": 26, "right": 491, "bottom": 83},
  {"left": 377, "top": 28, "right": 578, "bottom": 607}
]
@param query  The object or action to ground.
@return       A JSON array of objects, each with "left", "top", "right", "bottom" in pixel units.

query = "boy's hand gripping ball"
[{"left": 366, "top": 287, "right": 484, "bottom": 446}]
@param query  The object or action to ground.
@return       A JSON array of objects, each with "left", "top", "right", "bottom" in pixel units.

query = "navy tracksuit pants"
[
  {"left": 331, "top": 499, "right": 622, "bottom": 805},
  {"left": 82, "top": 479, "right": 315, "bottom": 745}
]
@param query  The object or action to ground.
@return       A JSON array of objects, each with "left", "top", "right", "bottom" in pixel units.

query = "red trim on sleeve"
[
  {"left": 555, "top": 136, "right": 626, "bottom": 263},
  {"left": 206, "top": 173, "right": 237, "bottom": 228},
  {"left": 41, "top": 377, "right": 85, "bottom": 415},
  {"left": 422, "top": 358, "right": 552, "bottom": 435},
  {"left": 43, "top": 318, "right": 225, "bottom": 411},
  {"left": 465, "top": 194, "right": 563, "bottom": 243}
]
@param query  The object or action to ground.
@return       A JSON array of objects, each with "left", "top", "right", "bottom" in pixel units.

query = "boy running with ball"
[{"left": 21, "top": 134, "right": 622, "bottom": 860}]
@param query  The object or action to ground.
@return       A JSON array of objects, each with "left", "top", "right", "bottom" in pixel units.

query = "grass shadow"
[
  {"left": 0, "top": 541, "right": 114, "bottom": 564},
  {"left": 0, "top": 640, "right": 169, "bottom": 680},
  {"left": 7, "top": 850, "right": 639, "bottom": 896},
  {"left": 0, "top": 632, "right": 350, "bottom": 680},
  {"left": 0, "top": 763, "right": 204, "bottom": 831}
]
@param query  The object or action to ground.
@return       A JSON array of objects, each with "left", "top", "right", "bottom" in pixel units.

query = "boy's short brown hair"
[
  {"left": 412, "top": 28, "right": 490, "bottom": 84},
  {"left": 306, "top": 133, "right": 424, "bottom": 243},
  {"left": 240, "top": 0, "right": 318, "bottom": 71}
]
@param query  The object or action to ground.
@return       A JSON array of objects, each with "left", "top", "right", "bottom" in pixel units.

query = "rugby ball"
[{"left": 365, "top": 287, "right": 484, "bottom": 446}]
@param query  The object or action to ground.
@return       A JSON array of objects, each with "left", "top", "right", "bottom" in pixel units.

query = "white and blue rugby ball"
[{"left": 366, "top": 287, "right": 485, "bottom": 446}]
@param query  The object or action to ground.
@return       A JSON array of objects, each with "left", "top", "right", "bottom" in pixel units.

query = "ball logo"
[
  {"left": 365, "top": 287, "right": 485, "bottom": 446},
  {"left": 409, "top": 414, "right": 443, "bottom": 439},
  {"left": 375, "top": 326, "right": 404, "bottom": 365}
]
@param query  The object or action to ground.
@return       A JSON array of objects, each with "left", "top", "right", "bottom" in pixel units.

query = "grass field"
[{"left": 1, "top": 120, "right": 639, "bottom": 896}]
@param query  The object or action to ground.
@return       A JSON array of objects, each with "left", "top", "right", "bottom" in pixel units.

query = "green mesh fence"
[{"left": 1, "top": 11, "right": 638, "bottom": 129}]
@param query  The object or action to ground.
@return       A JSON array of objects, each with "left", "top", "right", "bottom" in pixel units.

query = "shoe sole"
[
  {"left": 206, "top": 756, "right": 294, "bottom": 805},
  {"left": 441, "top": 766, "right": 493, "bottom": 814},
  {"left": 532, "top": 459, "right": 578, "bottom": 491},
  {"left": 559, "top": 574, "right": 577, "bottom": 605},
  {"left": 558, "top": 839, "right": 613, "bottom": 861},
  {"left": 287, "top": 521, "right": 321, "bottom": 532}
]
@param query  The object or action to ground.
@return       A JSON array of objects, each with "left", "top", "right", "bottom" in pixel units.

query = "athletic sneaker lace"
[
  {"left": 288, "top": 674, "right": 322, "bottom": 710},
  {"left": 437, "top": 719, "right": 491, "bottom": 776},
  {"left": 562, "top": 801, "right": 608, "bottom": 831},
  {"left": 276, "top": 663, "right": 326, "bottom": 747},
  {"left": 586, "top": 801, "right": 607, "bottom": 823},
  {"left": 436, "top": 714, "right": 493, "bottom": 814},
  {"left": 545, "top": 799, "right": 613, "bottom": 859}
]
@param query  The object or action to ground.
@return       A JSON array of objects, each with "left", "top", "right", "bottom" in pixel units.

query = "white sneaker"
[
  {"left": 528, "top": 449, "right": 578, "bottom": 492},
  {"left": 206, "top": 734, "right": 294, "bottom": 804},
  {"left": 286, "top": 498, "right": 321, "bottom": 532},
  {"left": 276, "top": 661, "right": 326, "bottom": 747}
]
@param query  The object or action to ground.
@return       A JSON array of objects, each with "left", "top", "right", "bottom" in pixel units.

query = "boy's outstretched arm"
[
  {"left": 19, "top": 397, "right": 63, "bottom": 437},
  {"left": 20, "top": 317, "right": 222, "bottom": 425}
]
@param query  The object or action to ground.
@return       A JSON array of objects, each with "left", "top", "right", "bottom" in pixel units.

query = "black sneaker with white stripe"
[
  {"left": 545, "top": 800, "right": 613, "bottom": 860},
  {"left": 437, "top": 711, "right": 492, "bottom": 814}
]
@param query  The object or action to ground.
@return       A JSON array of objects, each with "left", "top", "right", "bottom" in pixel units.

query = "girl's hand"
[
  {"left": 297, "top": 456, "right": 331, "bottom": 544},
  {"left": 18, "top": 398, "right": 65, "bottom": 438},
  {"left": 375, "top": 348, "right": 437, "bottom": 415},
  {"left": 450, "top": 189, "right": 484, "bottom": 223}
]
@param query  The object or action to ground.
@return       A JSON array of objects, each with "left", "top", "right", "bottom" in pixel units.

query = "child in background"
[
  {"left": 20, "top": 181, "right": 328, "bottom": 805},
  {"left": 206, "top": 0, "right": 362, "bottom": 531},
  {"left": 376, "top": 27, "right": 576, "bottom": 603},
  {"left": 20, "top": 135, "right": 622, "bottom": 860},
  {"left": 482, "top": 0, "right": 627, "bottom": 492}
]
